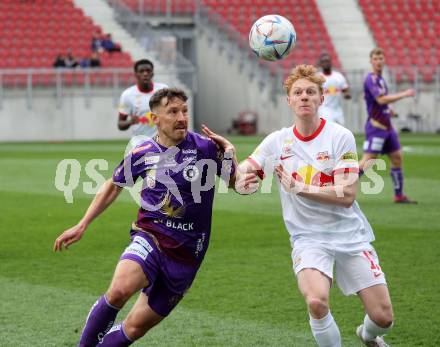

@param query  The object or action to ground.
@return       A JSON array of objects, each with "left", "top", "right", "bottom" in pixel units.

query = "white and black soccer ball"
[{"left": 249, "top": 14, "right": 296, "bottom": 61}]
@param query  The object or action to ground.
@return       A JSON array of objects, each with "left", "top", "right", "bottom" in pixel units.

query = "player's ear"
[
  {"left": 151, "top": 111, "right": 159, "bottom": 125},
  {"left": 320, "top": 94, "right": 324, "bottom": 105},
  {"left": 287, "top": 96, "right": 291, "bottom": 105}
]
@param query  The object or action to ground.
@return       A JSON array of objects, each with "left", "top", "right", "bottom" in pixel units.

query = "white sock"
[
  {"left": 362, "top": 314, "right": 393, "bottom": 341},
  {"left": 309, "top": 311, "right": 341, "bottom": 347}
]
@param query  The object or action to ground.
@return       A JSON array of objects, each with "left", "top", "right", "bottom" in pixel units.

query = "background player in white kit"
[
  {"left": 235, "top": 65, "right": 393, "bottom": 347},
  {"left": 118, "top": 59, "right": 168, "bottom": 149},
  {"left": 318, "top": 53, "right": 351, "bottom": 125}
]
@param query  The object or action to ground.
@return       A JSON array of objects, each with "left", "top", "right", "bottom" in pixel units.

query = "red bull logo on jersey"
[
  {"left": 292, "top": 165, "right": 334, "bottom": 187},
  {"left": 324, "top": 85, "right": 342, "bottom": 95},
  {"left": 139, "top": 111, "right": 155, "bottom": 126}
]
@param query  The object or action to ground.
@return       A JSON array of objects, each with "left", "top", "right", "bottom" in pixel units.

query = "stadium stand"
[
  {"left": 120, "top": 0, "right": 196, "bottom": 15},
  {"left": 206, "top": 0, "right": 341, "bottom": 70},
  {"left": 118, "top": 0, "right": 342, "bottom": 71},
  {"left": 0, "top": 0, "right": 133, "bottom": 86},
  {"left": 359, "top": 0, "right": 440, "bottom": 83}
]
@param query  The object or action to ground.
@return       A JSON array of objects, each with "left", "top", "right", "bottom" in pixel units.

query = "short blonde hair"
[
  {"left": 370, "top": 47, "right": 385, "bottom": 58},
  {"left": 283, "top": 64, "right": 325, "bottom": 95}
]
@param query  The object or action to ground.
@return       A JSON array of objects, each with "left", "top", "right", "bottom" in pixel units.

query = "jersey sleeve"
[
  {"left": 112, "top": 149, "right": 145, "bottom": 187},
  {"left": 118, "top": 90, "right": 131, "bottom": 116},
  {"left": 333, "top": 130, "right": 359, "bottom": 176},
  {"left": 339, "top": 73, "right": 349, "bottom": 91},
  {"left": 364, "top": 74, "right": 384, "bottom": 99},
  {"left": 247, "top": 131, "right": 278, "bottom": 179}
]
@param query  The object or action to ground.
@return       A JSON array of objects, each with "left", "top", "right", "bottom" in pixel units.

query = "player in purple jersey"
[
  {"left": 360, "top": 47, "right": 417, "bottom": 204},
  {"left": 53, "top": 88, "right": 238, "bottom": 346}
]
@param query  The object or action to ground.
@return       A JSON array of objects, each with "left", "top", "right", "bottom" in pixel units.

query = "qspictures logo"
[{"left": 54, "top": 140, "right": 386, "bottom": 207}]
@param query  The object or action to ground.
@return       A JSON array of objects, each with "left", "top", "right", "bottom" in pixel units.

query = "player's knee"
[
  {"left": 307, "top": 297, "right": 329, "bottom": 318},
  {"left": 370, "top": 304, "right": 394, "bottom": 328},
  {"left": 379, "top": 306, "right": 394, "bottom": 328},
  {"left": 123, "top": 316, "right": 157, "bottom": 341},
  {"left": 106, "top": 286, "right": 133, "bottom": 308},
  {"left": 123, "top": 323, "right": 148, "bottom": 341},
  {"left": 390, "top": 154, "right": 402, "bottom": 167},
  {"left": 390, "top": 159, "right": 402, "bottom": 168}
]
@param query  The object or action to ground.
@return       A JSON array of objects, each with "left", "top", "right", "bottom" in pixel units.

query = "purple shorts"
[
  {"left": 363, "top": 121, "right": 401, "bottom": 154},
  {"left": 120, "top": 231, "right": 199, "bottom": 317}
]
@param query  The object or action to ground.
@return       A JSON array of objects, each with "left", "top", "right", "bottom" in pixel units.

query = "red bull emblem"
[
  {"left": 292, "top": 165, "right": 334, "bottom": 187},
  {"left": 139, "top": 111, "right": 154, "bottom": 126}
]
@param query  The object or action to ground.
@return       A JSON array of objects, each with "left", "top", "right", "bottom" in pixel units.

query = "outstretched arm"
[
  {"left": 201, "top": 124, "right": 236, "bottom": 157},
  {"left": 53, "top": 179, "right": 123, "bottom": 251},
  {"left": 376, "top": 88, "right": 414, "bottom": 105},
  {"left": 201, "top": 125, "right": 260, "bottom": 193},
  {"left": 201, "top": 125, "right": 238, "bottom": 188}
]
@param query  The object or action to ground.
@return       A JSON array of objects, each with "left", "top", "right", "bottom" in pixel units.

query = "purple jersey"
[
  {"left": 112, "top": 131, "right": 234, "bottom": 265},
  {"left": 363, "top": 72, "right": 393, "bottom": 129}
]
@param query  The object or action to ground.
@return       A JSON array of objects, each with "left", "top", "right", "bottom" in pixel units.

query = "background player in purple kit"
[
  {"left": 360, "top": 47, "right": 417, "bottom": 204},
  {"left": 53, "top": 88, "right": 237, "bottom": 346}
]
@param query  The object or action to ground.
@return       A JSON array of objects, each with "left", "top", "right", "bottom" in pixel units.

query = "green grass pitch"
[{"left": 0, "top": 133, "right": 439, "bottom": 346}]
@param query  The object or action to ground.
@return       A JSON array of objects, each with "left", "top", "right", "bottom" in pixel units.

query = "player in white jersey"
[
  {"left": 318, "top": 53, "right": 351, "bottom": 125},
  {"left": 235, "top": 65, "right": 393, "bottom": 347},
  {"left": 118, "top": 59, "right": 168, "bottom": 148}
]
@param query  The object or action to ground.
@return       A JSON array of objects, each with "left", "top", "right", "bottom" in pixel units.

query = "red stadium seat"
[
  {"left": 421, "top": 67, "right": 435, "bottom": 83},
  {"left": 403, "top": 66, "right": 416, "bottom": 83},
  {"left": 198, "top": 0, "right": 342, "bottom": 70},
  {"left": 359, "top": 0, "right": 438, "bottom": 83},
  {"left": 0, "top": 0, "right": 132, "bottom": 84}
]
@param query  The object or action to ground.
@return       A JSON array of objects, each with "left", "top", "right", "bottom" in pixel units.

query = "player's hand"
[
  {"left": 130, "top": 115, "right": 140, "bottom": 124},
  {"left": 405, "top": 89, "right": 415, "bottom": 97},
  {"left": 275, "top": 164, "right": 296, "bottom": 193},
  {"left": 201, "top": 124, "right": 236, "bottom": 158},
  {"left": 390, "top": 109, "right": 398, "bottom": 118},
  {"left": 53, "top": 223, "right": 87, "bottom": 252},
  {"left": 235, "top": 170, "right": 259, "bottom": 195}
]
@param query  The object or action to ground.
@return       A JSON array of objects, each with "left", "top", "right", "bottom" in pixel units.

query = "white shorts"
[{"left": 291, "top": 244, "right": 386, "bottom": 296}]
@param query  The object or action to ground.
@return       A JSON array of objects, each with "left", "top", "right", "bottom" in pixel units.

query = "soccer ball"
[{"left": 249, "top": 15, "right": 296, "bottom": 61}]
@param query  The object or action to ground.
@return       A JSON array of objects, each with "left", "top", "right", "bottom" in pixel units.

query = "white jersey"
[
  {"left": 118, "top": 82, "right": 168, "bottom": 139},
  {"left": 318, "top": 70, "right": 348, "bottom": 125},
  {"left": 248, "top": 119, "right": 374, "bottom": 250}
]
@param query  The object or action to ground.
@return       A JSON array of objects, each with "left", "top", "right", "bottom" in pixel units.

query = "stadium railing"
[
  {"left": 0, "top": 67, "right": 196, "bottom": 110},
  {"left": 0, "top": 66, "right": 439, "bottom": 134}
]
